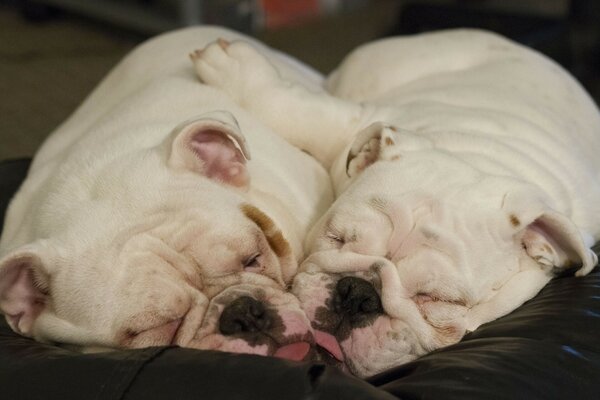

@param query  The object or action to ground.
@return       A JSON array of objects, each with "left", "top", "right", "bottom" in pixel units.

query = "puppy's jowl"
[
  {"left": 0, "top": 27, "right": 334, "bottom": 361},
  {"left": 194, "top": 29, "right": 600, "bottom": 377}
]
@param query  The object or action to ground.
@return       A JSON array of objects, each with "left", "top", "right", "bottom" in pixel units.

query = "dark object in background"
[
  {"left": 388, "top": 0, "right": 600, "bottom": 103},
  {"left": 15, "top": 0, "right": 368, "bottom": 34},
  {"left": 2, "top": 157, "right": 600, "bottom": 399},
  {"left": 389, "top": 2, "right": 572, "bottom": 67},
  {"left": 18, "top": 0, "right": 60, "bottom": 22},
  {"left": 0, "top": 159, "right": 30, "bottom": 231}
]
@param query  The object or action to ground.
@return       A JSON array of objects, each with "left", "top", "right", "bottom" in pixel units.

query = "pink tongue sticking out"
[
  {"left": 314, "top": 330, "right": 344, "bottom": 362},
  {"left": 273, "top": 342, "right": 311, "bottom": 361}
]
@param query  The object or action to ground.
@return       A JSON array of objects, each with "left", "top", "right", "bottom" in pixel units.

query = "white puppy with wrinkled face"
[
  {"left": 0, "top": 27, "right": 334, "bottom": 361},
  {"left": 192, "top": 29, "right": 600, "bottom": 377}
]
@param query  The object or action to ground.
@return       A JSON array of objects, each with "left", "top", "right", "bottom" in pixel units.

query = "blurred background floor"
[{"left": 1, "top": 0, "right": 599, "bottom": 161}]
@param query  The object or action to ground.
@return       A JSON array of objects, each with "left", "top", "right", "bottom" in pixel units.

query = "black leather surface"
[
  {"left": 2, "top": 158, "right": 600, "bottom": 400},
  {"left": 0, "top": 324, "right": 395, "bottom": 400},
  {"left": 368, "top": 265, "right": 600, "bottom": 399}
]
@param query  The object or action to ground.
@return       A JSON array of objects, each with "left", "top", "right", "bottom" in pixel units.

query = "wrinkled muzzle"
[
  {"left": 291, "top": 251, "right": 462, "bottom": 377},
  {"left": 186, "top": 284, "right": 322, "bottom": 362}
]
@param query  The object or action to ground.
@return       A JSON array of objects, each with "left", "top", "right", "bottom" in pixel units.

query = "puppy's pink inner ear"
[
  {"left": 189, "top": 129, "right": 248, "bottom": 187},
  {"left": 168, "top": 114, "right": 251, "bottom": 187},
  {"left": 0, "top": 257, "right": 48, "bottom": 336}
]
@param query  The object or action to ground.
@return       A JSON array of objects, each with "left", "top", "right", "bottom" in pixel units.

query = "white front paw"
[{"left": 190, "top": 39, "right": 280, "bottom": 102}]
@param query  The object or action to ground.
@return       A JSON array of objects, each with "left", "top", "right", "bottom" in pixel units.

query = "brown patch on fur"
[
  {"left": 384, "top": 137, "right": 394, "bottom": 146},
  {"left": 241, "top": 204, "right": 291, "bottom": 258},
  {"left": 509, "top": 214, "right": 521, "bottom": 227},
  {"left": 122, "top": 329, "right": 138, "bottom": 344},
  {"left": 391, "top": 155, "right": 401, "bottom": 161},
  {"left": 433, "top": 324, "right": 462, "bottom": 346}
]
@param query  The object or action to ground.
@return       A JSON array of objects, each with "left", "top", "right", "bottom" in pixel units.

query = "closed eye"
[
  {"left": 243, "top": 252, "right": 262, "bottom": 272},
  {"left": 326, "top": 232, "right": 345, "bottom": 246}
]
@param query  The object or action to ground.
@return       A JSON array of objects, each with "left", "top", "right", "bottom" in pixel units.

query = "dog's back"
[
  {"left": 1, "top": 27, "right": 330, "bottom": 255},
  {"left": 327, "top": 29, "right": 600, "bottom": 239}
]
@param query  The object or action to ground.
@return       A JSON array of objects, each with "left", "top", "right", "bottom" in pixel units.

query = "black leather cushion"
[
  {"left": 1, "top": 158, "right": 600, "bottom": 400},
  {"left": 369, "top": 262, "right": 600, "bottom": 399}
]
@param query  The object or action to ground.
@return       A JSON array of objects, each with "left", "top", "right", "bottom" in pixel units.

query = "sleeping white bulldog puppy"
[
  {"left": 0, "top": 27, "right": 334, "bottom": 361},
  {"left": 192, "top": 29, "right": 600, "bottom": 376}
]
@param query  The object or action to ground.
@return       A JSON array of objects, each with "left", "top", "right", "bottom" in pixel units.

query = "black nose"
[
  {"left": 334, "top": 277, "right": 383, "bottom": 324},
  {"left": 219, "top": 296, "right": 272, "bottom": 335}
]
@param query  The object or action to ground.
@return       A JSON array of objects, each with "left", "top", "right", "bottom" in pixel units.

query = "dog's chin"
[
  {"left": 316, "top": 315, "right": 424, "bottom": 378},
  {"left": 337, "top": 329, "right": 417, "bottom": 377}
]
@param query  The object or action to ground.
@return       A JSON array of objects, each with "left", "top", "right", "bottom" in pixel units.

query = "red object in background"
[{"left": 260, "top": 0, "right": 321, "bottom": 29}]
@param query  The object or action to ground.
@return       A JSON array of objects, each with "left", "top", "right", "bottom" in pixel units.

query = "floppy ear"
[
  {"left": 501, "top": 187, "right": 598, "bottom": 277},
  {"left": 345, "top": 122, "right": 397, "bottom": 177},
  {"left": 0, "top": 245, "right": 50, "bottom": 336},
  {"left": 465, "top": 186, "right": 598, "bottom": 332},
  {"left": 167, "top": 110, "right": 251, "bottom": 187},
  {"left": 466, "top": 210, "right": 598, "bottom": 332},
  {"left": 521, "top": 210, "right": 598, "bottom": 277},
  {"left": 345, "top": 122, "right": 431, "bottom": 177}
]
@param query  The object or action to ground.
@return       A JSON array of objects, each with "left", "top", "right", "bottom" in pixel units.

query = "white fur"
[
  {"left": 193, "top": 29, "right": 600, "bottom": 377},
  {"left": 0, "top": 27, "right": 333, "bottom": 358}
]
